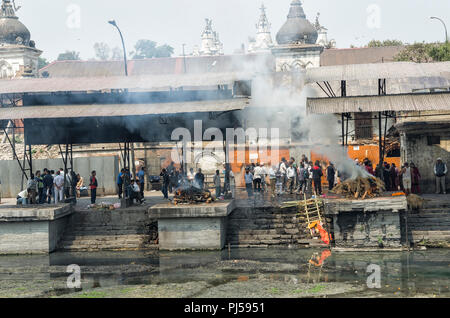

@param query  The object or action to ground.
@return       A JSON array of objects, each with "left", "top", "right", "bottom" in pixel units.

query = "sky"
[{"left": 15, "top": 0, "right": 450, "bottom": 61}]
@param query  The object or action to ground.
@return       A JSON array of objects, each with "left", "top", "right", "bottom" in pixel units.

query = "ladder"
[{"left": 301, "top": 193, "right": 323, "bottom": 237}]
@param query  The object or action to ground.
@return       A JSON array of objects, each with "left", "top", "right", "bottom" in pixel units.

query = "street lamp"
[
  {"left": 108, "top": 20, "right": 128, "bottom": 76},
  {"left": 108, "top": 20, "right": 136, "bottom": 182},
  {"left": 430, "top": 16, "right": 448, "bottom": 43}
]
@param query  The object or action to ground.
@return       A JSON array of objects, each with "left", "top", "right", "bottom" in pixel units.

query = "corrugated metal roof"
[
  {"left": 305, "top": 61, "right": 450, "bottom": 83},
  {"left": 0, "top": 98, "right": 249, "bottom": 120},
  {"left": 307, "top": 92, "right": 450, "bottom": 114},
  {"left": 39, "top": 53, "right": 275, "bottom": 78},
  {"left": 0, "top": 72, "right": 253, "bottom": 95},
  {"left": 320, "top": 46, "right": 404, "bottom": 66},
  {"left": 306, "top": 76, "right": 450, "bottom": 97}
]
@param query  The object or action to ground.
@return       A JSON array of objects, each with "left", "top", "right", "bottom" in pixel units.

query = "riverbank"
[{"left": 0, "top": 248, "right": 448, "bottom": 298}]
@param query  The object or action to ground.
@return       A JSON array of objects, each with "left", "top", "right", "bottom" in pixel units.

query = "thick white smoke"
[{"left": 235, "top": 54, "right": 371, "bottom": 180}]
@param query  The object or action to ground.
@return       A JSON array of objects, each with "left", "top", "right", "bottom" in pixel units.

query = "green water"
[{"left": 0, "top": 248, "right": 448, "bottom": 298}]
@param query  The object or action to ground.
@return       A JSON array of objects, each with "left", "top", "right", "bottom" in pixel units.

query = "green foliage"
[
  {"left": 309, "top": 285, "right": 325, "bottom": 293},
  {"left": 394, "top": 42, "right": 450, "bottom": 63},
  {"left": 367, "top": 39, "right": 403, "bottom": 47},
  {"left": 57, "top": 50, "right": 81, "bottom": 61},
  {"left": 75, "top": 291, "right": 107, "bottom": 298},
  {"left": 38, "top": 57, "right": 49, "bottom": 70},
  {"left": 428, "top": 42, "right": 450, "bottom": 61},
  {"left": 93, "top": 42, "right": 111, "bottom": 60},
  {"left": 131, "top": 39, "right": 174, "bottom": 59}
]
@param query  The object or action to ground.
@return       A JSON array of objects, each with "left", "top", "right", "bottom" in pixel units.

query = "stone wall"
[
  {"left": 0, "top": 155, "right": 119, "bottom": 198},
  {"left": 60, "top": 208, "right": 157, "bottom": 251},
  {"left": 0, "top": 205, "right": 72, "bottom": 254},
  {"left": 333, "top": 212, "right": 401, "bottom": 248},
  {"left": 226, "top": 204, "right": 314, "bottom": 247},
  {"left": 400, "top": 127, "right": 450, "bottom": 194}
]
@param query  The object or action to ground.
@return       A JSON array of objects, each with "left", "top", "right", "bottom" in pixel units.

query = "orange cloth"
[{"left": 308, "top": 221, "right": 332, "bottom": 245}]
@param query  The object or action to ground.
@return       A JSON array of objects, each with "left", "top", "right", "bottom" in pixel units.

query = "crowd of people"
[
  {"left": 16, "top": 156, "right": 448, "bottom": 206},
  {"left": 243, "top": 156, "right": 337, "bottom": 198},
  {"left": 17, "top": 168, "right": 95, "bottom": 205},
  {"left": 355, "top": 157, "right": 447, "bottom": 195},
  {"left": 158, "top": 162, "right": 236, "bottom": 200},
  {"left": 116, "top": 167, "right": 146, "bottom": 205}
]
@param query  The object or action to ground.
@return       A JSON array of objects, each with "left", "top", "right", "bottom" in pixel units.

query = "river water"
[{"left": 0, "top": 248, "right": 449, "bottom": 298}]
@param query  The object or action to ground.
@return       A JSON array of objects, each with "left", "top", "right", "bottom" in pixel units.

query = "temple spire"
[
  {"left": 1, "top": 0, "right": 18, "bottom": 18},
  {"left": 248, "top": 3, "right": 274, "bottom": 53},
  {"left": 256, "top": 3, "right": 271, "bottom": 34}
]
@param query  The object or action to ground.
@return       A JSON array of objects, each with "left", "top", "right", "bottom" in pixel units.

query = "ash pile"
[
  {"left": 332, "top": 176, "right": 386, "bottom": 200},
  {"left": 173, "top": 186, "right": 215, "bottom": 205}
]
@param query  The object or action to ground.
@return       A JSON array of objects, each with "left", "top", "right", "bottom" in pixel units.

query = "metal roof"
[
  {"left": 0, "top": 98, "right": 249, "bottom": 120},
  {"left": 39, "top": 53, "right": 275, "bottom": 78},
  {"left": 307, "top": 92, "right": 450, "bottom": 114},
  {"left": 0, "top": 72, "right": 253, "bottom": 95},
  {"left": 305, "top": 61, "right": 450, "bottom": 83},
  {"left": 306, "top": 76, "right": 450, "bottom": 97},
  {"left": 320, "top": 46, "right": 404, "bottom": 66}
]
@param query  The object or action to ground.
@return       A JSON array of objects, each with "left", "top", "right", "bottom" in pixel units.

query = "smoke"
[{"left": 234, "top": 53, "right": 371, "bottom": 180}]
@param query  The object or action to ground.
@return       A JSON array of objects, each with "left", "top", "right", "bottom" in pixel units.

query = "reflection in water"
[{"left": 0, "top": 248, "right": 448, "bottom": 297}]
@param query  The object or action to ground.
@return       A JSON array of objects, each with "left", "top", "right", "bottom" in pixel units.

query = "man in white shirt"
[
  {"left": 130, "top": 179, "right": 145, "bottom": 204},
  {"left": 268, "top": 165, "right": 277, "bottom": 197},
  {"left": 287, "top": 164, "right": 296, "bottom": 194},
  {"left": 244, "top": 168, "right": 254, "bottom": 198},
  {"left": 53, "top": 171, "right": 65, "bottom": 204},
  {"left": 279, "top": 158, "right": 288, "bottom": 191},
  {"left": 253, "top": 163, "right": 263, "bottom": 192}
]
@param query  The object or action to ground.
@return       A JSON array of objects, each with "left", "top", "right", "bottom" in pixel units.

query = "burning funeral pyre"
[
  {"left": 173, "top": 186, "right": 215, "bottom": 205},
  {"left": 332, "top": 176, "right": 386, "bottom": 200}
]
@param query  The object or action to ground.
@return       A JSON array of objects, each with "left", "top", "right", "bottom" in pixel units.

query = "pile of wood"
[
  {"left": 173, "top": 186, "right": 214, "bottom": 205},
  {"left": 332, "top": 176, "right": 385, "bottom": 200}
]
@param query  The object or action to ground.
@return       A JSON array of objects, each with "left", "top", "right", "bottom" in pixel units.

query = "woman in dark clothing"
[
  {"left": 410, "top": 162, "right": 421, "bottom": 194},
  {"left": 390, "top": 163, "right": 398, "bottom": 191}
]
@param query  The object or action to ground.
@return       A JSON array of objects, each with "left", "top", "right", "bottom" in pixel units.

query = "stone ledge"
[
  {"left": 324, "top": 196, "right": 407, "bottom": 214},
  {"left": 149, "top": 200, "right": 235, "bottom": 219},
  {"left": 0, "top": 204, "right": 73, "bottom": 222}
]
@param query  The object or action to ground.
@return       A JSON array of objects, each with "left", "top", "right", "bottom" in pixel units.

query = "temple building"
[
  {"left": 248, "top": 4, "right": 274, "bottom": 53},
  {"left": 192, "top": 18, "right": 224, "bottom": 56},
  {"left": 0, "top": 0, "right": 41, "bottom": 78},
  {"left": 271, "top": 0, "right": 324, "bottom": 71},
  {"left": 314, "top": 13, "right": 335, "bottom": 49}
]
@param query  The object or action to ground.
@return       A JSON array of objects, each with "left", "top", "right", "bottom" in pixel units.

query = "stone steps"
[
  {"left": 58, "top": 210, "right": 156, "bottom": 251},
  {"left": 226, "top": 207, "right": 315, "bottom": 247},
  {"left": 60, "top": 234, "right": 153, "bottom": 251}
]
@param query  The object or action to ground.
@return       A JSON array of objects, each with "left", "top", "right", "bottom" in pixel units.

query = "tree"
[
  {"left": 111, "top": 46, "right": 123, "bottom": 60},
  {"left": 130, "top": 39, "right": 174, "bottom": 59},
  {"left": 57, "top": 51, "right": 81, "bottom": 61},
  {"left": 428, "top": 42, "right": 450, "bottom": 61},
  {"left": 394, "top": 42, "right": 450, "bottom": 63},
  {"left": 154, "top": 44, "right": 174, "bottom": 58},
  {"left": 93, "top": 42, "right": 111, "bottom": 60},
  {"left": 38, "top": 57, "right": 49, "bottom": 70},
  {"left": 367, "top": 39, "right": 403, "bottom": 47}
]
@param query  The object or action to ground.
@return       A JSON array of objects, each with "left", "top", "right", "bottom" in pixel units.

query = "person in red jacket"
[
  {"left": 312, "top": 161, "right": 323, "bottom": 195},
  {"left": 89, "top": 170, "right": 98, "bottom": 204}
]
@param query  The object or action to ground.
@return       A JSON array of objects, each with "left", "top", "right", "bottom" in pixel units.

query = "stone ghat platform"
[
  {"left": 323, "top": 196, "right": 408, "bottom": 249},
  {"left": 0, "top": 204, "right": 73, "bottom": 254},
  {"left": 149, "top": 201, "right": 235, "bottom": 251}
]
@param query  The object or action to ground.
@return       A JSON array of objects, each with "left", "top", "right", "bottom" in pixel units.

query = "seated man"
[
  {"left": 130, "top": 180, "right": 145, "bottom": 204},
  {"left": 16, "top": 189, "right": 28, "bottom": 205}
]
